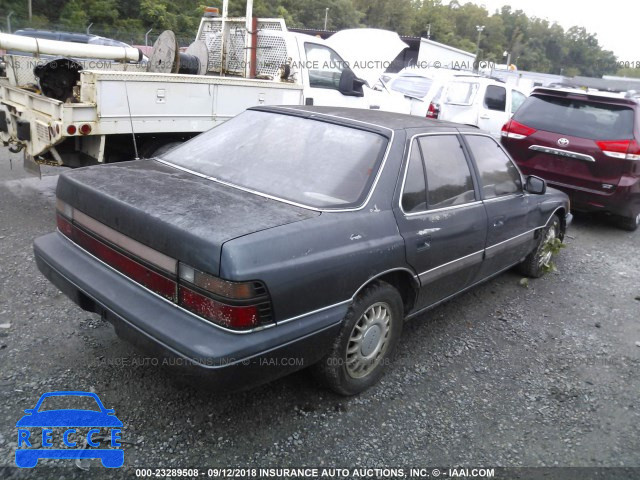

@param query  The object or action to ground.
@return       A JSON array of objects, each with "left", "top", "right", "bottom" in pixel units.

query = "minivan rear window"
[
  {"left": 445, "top": 81, "right": 479, "bottom": 105},
  {"left": 514, "top": 95, "right": 634, "bottom": 140},
  {"left": 391, "top": 76, "right": 434, "bottom": 98}
]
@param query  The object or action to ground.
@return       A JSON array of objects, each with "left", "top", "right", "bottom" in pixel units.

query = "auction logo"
[{"left": 15, "top": 391, "right": 123, "bottom": 468}]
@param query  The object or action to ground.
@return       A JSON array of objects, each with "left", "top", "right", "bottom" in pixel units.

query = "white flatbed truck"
[{"left": 0, "top": 8, "right": 404, "bottom": 169}]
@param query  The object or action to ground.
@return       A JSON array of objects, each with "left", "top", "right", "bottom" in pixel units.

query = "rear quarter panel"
[{"left": 218, "top": 131, "right": 412, "bottom": 322}]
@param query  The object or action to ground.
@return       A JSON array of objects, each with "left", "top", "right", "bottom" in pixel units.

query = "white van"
[
  {"left": 435, "top": 75, "right": 527, "bottom": 138},
  {"left": 376, "top": 68, "right": 464, "bottom": 117}
]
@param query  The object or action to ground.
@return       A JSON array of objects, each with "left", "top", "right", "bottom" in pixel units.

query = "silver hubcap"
[
  {"left": 346, "top": 302, "right": 391, "bottom": 379},
  {"left": 539, "top": 224, "right": 557, "bottom": 267}
]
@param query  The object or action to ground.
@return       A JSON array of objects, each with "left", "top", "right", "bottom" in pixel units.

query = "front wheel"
[
  {"left": 519, "top": 215, "right": 563, "bottom": 278},
  {"left": 312, "top": 281, "right": 403, "bottom": 396}
]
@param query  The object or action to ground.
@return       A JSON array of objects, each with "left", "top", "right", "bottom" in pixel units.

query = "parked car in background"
[
  {"left": 34, "top": 106, "right": 570, "bottom": 395},
  {"left": 11, "top": 28, "right": 135, "bottom": 50},
  {"left": 436, "top": 75, "right": 527, "bottom": 138},
  {"left": 501, "top": 87, "right": 640, "bottom": 231},
  {"left": 7, "top": 29, "right": 147, "bottom": 62}
]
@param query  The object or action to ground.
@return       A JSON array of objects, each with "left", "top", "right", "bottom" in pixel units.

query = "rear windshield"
[
  {"left": 391, "top": 75, "right": 434, "bottom": 98},
  {"left": 161, "top": 110, "right": 388, "bottom": 209},
  {"left": 445, "top": 81, "right": 479, "bottom": 105},
  {"left": 514, "top": 95, "right": 635, "bottom": 140}
]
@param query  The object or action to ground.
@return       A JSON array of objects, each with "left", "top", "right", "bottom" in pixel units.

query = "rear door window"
[
  {"left": 465, "top": 135, "right": 522, "bottom": 199},
  {"left": 484, "top": 85, "right": 507, "bottom": 111},
  {"left": 418, "top": 135, "right": 476, "bottom": 209},
  {"left": 514, "top": 95, "right": 635, "bottom": 140}
]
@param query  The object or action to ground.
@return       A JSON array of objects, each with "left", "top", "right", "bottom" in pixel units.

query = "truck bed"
[{"left": 1, "top": 69, "right": 303, "bottom": 159}]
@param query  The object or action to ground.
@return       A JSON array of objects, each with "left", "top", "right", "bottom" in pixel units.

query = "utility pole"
[
  {"left": 7, "top": 12, "right": 14, "bottom": 34},
  {"left": 503, "top": 50, "right": 511, "bottom": 67},
  {"left": 475, "top": 25, "right": 485, "bottom": 71},
  {"left": 28, "top": 0, "right": 32, "bottom": 22},
  {"left": 324, "top": 8, "right": 329, "bottom": 30}
]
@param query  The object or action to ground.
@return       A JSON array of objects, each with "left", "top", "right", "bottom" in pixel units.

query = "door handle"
[
  {"left": 480, "top": 114, "right": 490, "bottom": 119},
  {"left": 417, "top": 235, "right": 432, "bottom": 251},
  {"left": 493, "top": 217, "right": 505, "bottom": 228}
]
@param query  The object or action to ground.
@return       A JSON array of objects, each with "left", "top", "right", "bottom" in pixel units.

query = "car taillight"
[
  {"left": 501, "top": 120, "right": 537, "bottom": 139},
  {"left": 56, "top": 212, "right": 73, "bottom": 237},
  {"left": 597, "top": 139, "right": 640, "bottom": 160},
  {"left": 178, "top": 263, "right": 271, "bottom": 330},
  {"left": 426, "top": 102, "right": 440, "bottom": 119},
  {"left": 179, "top": 287, "right": 260, "bottom": 330}
]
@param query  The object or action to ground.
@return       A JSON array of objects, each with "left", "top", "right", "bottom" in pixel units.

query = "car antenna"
[{"left": 123, "top": 80, "right": 140, "bottom": 160}]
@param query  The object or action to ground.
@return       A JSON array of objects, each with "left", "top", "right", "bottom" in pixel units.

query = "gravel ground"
[{"left": 0, "top": 150, "right": 639, "bottom": 480}]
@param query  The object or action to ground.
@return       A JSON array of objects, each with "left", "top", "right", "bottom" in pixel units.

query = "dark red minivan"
[{"left": 501, "top": 87, "right": 640, "bottom": 230}]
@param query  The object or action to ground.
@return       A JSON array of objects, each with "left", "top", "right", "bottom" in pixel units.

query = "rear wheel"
[
  {"left": 312, "top": 281, "right": 403, "bottom": 396},
  {"left": 615, "top": 212, "right": 640, "bottom": 232},
  {"left": 519, "top": 215, "right": 563, "bottom": 278}
]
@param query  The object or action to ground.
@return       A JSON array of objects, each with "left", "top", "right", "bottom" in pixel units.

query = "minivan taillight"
[
  {"left": 597, "top": 139, "right": 640, "bottom": 161},
  {"left": 501, "top": 120, "right": 537, "bottom": 139},
  {"left": 426, "top": 102, "right": 440, "bottom": 119}
]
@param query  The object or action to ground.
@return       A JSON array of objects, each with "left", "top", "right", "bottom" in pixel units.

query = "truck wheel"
[
  {"left": 312, "top": 281, "right": 403, "bottom": 396},
  {"left": 518, "top": 215, "right": 562, "bottom": 278}
]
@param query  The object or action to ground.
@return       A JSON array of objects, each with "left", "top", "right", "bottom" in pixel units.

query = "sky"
[{"left": 465, "top": 0, "right": 637, "bottom": 61}]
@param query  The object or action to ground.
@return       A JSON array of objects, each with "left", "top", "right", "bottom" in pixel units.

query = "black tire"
[
  {"left": 614, "top": 212, "right": 640, "bottom": 232},
  {"left": 518, "top": 215, "right": 563, "bottom": 278},
  {"left": 312, "top": 281, "right": 403, "bottom": 396}
]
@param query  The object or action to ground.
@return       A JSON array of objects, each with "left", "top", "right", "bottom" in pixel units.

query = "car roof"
[
  {"left": 249, "top": 105, "right": 480, "bottom": 133},
  {"left": 531, "top": 86, "right": 639, "bottom": 107},
  {"left": 14, "top": 28, "right": 96, "bottom": 41}
]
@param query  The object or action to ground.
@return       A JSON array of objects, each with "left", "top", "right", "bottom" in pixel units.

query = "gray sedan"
[{"left": 34, "top": 106, "right": 571, "bottom": 395}]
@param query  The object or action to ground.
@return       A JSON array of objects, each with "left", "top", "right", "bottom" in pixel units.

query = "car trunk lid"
[{"left": 56, "top": 160, "right": 319, "bottom": 276}]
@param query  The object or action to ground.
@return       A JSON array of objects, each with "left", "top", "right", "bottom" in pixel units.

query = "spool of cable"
[
  {"left": 179, "top": 41, "right": 209, "bottom": 75},
  {"left": 148, "top": 32, "right": 209, "bottom": 76},
  {"left": 147, "top": 30, "right": 179, "bottom": 73}
]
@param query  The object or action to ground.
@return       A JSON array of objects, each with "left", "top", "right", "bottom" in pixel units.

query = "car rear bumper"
[
  {"left": 34, "top": 232, "right": 345, "bottom": 391},
  {"left": 546, "top": 179, "right": 640, "bottom": 218}
]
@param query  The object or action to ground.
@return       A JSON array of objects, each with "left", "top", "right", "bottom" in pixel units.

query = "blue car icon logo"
[{"left": 16, "top": 391, "right": 123, "bottom": 468}]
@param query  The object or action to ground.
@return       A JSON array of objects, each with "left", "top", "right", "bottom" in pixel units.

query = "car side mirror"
[
  {"left": 525, "top": 175, "right": 547, "bottom": 195},
  {"left": 339, "top": 69, "right": 365, "bottom": 97}
]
